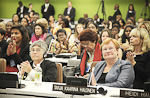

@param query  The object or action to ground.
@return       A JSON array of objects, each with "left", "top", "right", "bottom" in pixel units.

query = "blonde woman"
[{"left": 122, "top": 28, "right": 150, "bottom": 89}]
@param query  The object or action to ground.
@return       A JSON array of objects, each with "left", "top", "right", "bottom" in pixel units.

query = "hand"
[
  {"left": 11, "top": 40, "right": 16, "bottom": 54},
  {"left": 126, "top": 51, "right": 136, "bottom": 66},
  {"left": 6, "top": 42, "right": 13, "bottom": 56},
  {"left": 91, "top": 73, "right": 97, "bottom": 86},
  {"left": 21, "top": 61, "right": 32, "bottom": 73}
]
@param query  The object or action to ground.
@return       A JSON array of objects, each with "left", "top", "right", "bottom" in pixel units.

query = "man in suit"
[
  {"left": 63, "top": 1, "right": 76, "bottom": 24},
  {"left": 41, "top": 0, "right": 55, "bottom": 21},
  {"left": 16, "top": 1, "right": 28, "bottom": 21},
  {"left": 113, "top": 4, "right": 122, "bottom": 21}
]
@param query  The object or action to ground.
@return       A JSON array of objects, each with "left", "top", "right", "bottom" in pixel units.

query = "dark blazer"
[
  {"left": 88, "top": 59, "right": 135, "bottom": 88},
  {"left": 3, "top": 44, "right": 31, "bottom": 68},
  {"left": 27, "top": 60, "right": 57, "bottom": 82},
  {"left": 63, "top": 7, "right": 75, "bottom": 22},
  {"left": 0, "top": 40, "right": 8, "bottom": 58},
  {"left": 16, "top": 6, "right": 28, "bottom": 20},
  {"left": 113, "top": 9, "right": 122, "bottom": 21},
  {"left": 41, "top": 4, "right": 55, "bottom": 21}
]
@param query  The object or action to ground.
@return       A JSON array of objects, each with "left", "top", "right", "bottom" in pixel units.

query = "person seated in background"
[
  {"left": 76, "top": 29, "right": 102, "bottom": 78},
  {"left": 28, "top": 3, "right": 35, "bottom": 14},
  {"left": 32, "top": 12, "right": 40, "bottom": 24},
  {"left": 138, "top": 21, "right": 150, "bottom": 36},
  {"left": 49, "top": 29, "right": 78, "bottom": 54},
  {"left": 0, "top": 28, "right": 8, "bottom": 58},
  {"left": 88, "top": 38, "right": 134, "bottom": 88},
  {"left": 12, "top": 14, "right": 20, "bottom": 25},
  {"left": 137, "top": 18, "right": 144, "bottom": 25},
  {"left": 118, "top": 25, "right": 134, "bottom": 51},
  {"left": 126, "top": 18, "right": 134, "bottom": 26},
  {"left": 122, "top": 28, "right": 150, "bottom": 89},
  {"left": 36, "top": 18, "right": 54, "bottom": 39},
  {"left": 5, "top": 21, "right": 13, "bottom": 42},
  {"left": 20, "top": 40, "right": 57, "bottom": 82},
  {"left": 53, "top": 18, "right": 71, "bottom": 40},
  {"left": 69, "top": 23, "right": 84, "bottom": 55},
  {"left": 99, "top": 29, "right": 122, "bottom": 59},
  {"left": 21, "top": 18, "right": 33, "bottom": 39},
  {"left": 126, "top": 4, "right": 136, "bottom": 21},
  {"left": 111, "top": 26, "right": 120, "bottom": 40},
  {"left": 102, "top": 20, "right": 109, "bottom": 29},
  {"left": 31, "top": 23, "right": 53, "bottom": 46},
  {"left": 2, "top": 24, "right": 31, "bottom": 72}
]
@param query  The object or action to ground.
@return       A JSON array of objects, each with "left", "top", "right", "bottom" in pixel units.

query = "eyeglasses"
[{"left": 31, "top": 49, "right": 43, "bottom": 52}]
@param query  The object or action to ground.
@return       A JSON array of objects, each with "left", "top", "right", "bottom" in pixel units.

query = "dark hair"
[
  {"left": 108, "top": 16, "right": 113, "bottom": 21},
  {"left": 34, "top": 23, "right": 47, "bottom": 34},
  {"left": 12, "top": 14, "right": 19, "bottom": 23},
  {"left": 78, "top": 17, "right": 85, "bottom": 24},
  {"left": 79, "top": 29, "right": 98, "bottom": 42},
  {"left": 118, "top": 19, "right": 126, "bottom": 27},
  {"left": 87, "top": 22, "right": 98, "bottom": 29},
  {"left": 112, "top": 21, "right": 121, "bottom": 28},
  {"left": 121, "top": 25, "right": 134, "bottom": 43},
  {"left": 62, "top": 18, "right": 69, "bottom": 28},
  {"left": 11, "top": 24, "right": 29, "bottom": 48},
  {"left": 21, "top": 18, "right": 29, "bottom": 26},
  {"left": 0, "top": 28, "right": 6, "bottom": 38},
  {"left": 58, "top": 14, "right": 63, "bottom": 18},
  {"left": 84, "top": 18, "right": 94, "bottom": 29},
  {"left": 24, "top": 13, "right": 30, "bottom": 18},
  {"left": 56, "top": 29, "right": 66, "bottom": 37},
  {"left": 34, "top": 12, "right": 39, "bottom": 16},
  {"left": 128, "top": 4, "right": 135, "bottom": 11},
  {"left": 126, "top": 18, "right": 134, "bottom": 24},
  {"left": 99, "top": 29, "right": 111, "bottom": 44}
]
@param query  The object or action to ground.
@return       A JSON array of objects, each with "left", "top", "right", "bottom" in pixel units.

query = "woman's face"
[
  {"left": 88, "top": 24, "right": 98, "bottom": 33},
  {"left": 126, "top": 20, "right": 134, "bottom": 26},
  {"left": 60, "top": 21, "right": 66, "bottom": 28},
  {"left": 11, "top": 29, "right": 22, "bottom": 44},
  {"left": 125, "top": 27, "right": 132, "bottom": 38},
  {"left": 76, "top": 24, "right": 84, "bottom": 34},
  {"left": 102, "top": 41, "right": 118, "bottom": 60},
  {"left": 112, "top": 27, "right": 119, "bottom": 35},
  {"left": 6, "top": 22, "right": 13, "bottom": 33},
  {"left": 129, "top": 5, "right": 133, "bottom": 10},
  {"left": 119, "top": 20, "right": 123, "bottom": 27},
  {"left": 13, "top": 15, "right": 19, "bottom": 22},
  {"left": 130, "top": 34, "right": 142, "bottom": 46},
  {"left": 101, "top": 31, "right": 109, "bottom": 42},
  {"left": 21, "top": 18, "right": 28, "bottom": 26},
  {"left": 57, "top": 32, "right": 67, "bottom": 41},
  {"left": 140, "top": 25, "right": 147, "bottom": 30},
  {"left": 30, "top": 45, "right": 44, "bottom": 62},
  {"left": 35, "top": 25, "right": 43, "bottom": 36},
  {"left": 80, "top": 41, "right": 96, "bottom": 52}
]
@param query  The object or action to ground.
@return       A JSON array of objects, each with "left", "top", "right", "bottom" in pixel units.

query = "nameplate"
[
  {"left": 120, "top": 90, "right": 150, "bottom": 98},
  {"left": 53, "top": 84, "right": 97, "bottom": 95}
]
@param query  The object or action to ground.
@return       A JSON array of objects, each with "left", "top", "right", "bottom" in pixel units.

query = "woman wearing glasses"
[
  {"left": 76, "top": 29, "right": 102, "bottom": 78},
  {"left": 20, "top": 40, "right": 57, "bottom": 82}
]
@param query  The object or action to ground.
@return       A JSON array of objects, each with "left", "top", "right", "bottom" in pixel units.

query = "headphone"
[{"left": 97, "top": 87, "right": 107, "bottom": 95}]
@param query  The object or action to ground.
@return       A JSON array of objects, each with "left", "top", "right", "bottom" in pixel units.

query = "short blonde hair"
[
  {"left": 129, "top": 28, "right": 150, "bottom": 53},
  {"left": 101, "top": 38, "right": 120, "bottom": 50},
  {"left": 36, "top": 18, "right": 48, "bottom": 28}
]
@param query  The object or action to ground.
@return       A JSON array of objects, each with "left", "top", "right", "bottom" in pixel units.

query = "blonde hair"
[
  {"left": 0, "top": 22, "right": 6, "bottom": 30},
  {"left": 101, "top": 38, "right": 120, "bottom": 50},
  {"left": 74, "top": 23, "right": 84, "bottom": 37},
  {"left": 138, "top": 21, "right": 150, "bottom": 34},
  {"left": 129, "top": 28, "right": 150, "bottom": 53},
  {"left": 36, "top": 18, "right": 48, "bottom": 29}
]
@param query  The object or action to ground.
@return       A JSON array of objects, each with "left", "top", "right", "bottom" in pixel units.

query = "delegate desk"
[{"left": 0, "top": 80, "right": 147, "bottom": 98}]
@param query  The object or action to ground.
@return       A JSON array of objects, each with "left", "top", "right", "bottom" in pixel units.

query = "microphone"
[{"left": 97, "top": 87, "right": 107, "bottom": 95}]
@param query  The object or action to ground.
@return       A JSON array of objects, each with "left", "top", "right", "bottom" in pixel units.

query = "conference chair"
[
  {"left": 0, "top": 58, "right": 6, "bottom": 72},
  {"left": 56, "top": 63, "right": 63, "bottom": 83}
]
